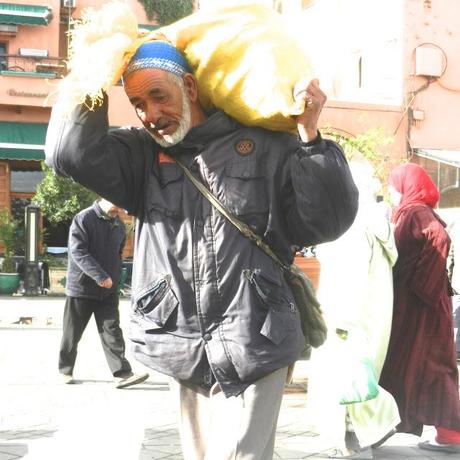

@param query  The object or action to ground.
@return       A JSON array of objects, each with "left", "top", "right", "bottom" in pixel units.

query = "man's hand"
[
  {"left": 99, "top": 277, "right": 113, "bottom": 289},
  {"left": 293, "top": 78, "right": 327, "bottom": 143}
]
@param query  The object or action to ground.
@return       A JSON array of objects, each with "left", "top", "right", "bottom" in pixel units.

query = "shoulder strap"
[{"left": 174, "top": 156, "right": 289, "bottom": 271}]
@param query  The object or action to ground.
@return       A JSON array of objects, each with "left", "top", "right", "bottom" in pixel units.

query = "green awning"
[
  {"left": 0, "top": 3, "right": 52, "bottom": 26},
  {"left": 0, "top": 121, "right": 47, "bottom": 160}
]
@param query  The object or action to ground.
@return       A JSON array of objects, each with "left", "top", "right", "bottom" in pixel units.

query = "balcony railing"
[{"left": 0, "top": 54, "right": 67, "bottom": 78}]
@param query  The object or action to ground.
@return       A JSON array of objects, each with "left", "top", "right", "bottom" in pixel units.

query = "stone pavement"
[{"left": 0, "top": 295, "right": 458, "bottom": 459}]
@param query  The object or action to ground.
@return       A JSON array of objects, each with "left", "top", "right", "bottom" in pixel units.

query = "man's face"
[
  {"left": 124, "top": 68, "right": 191, "bottom": 147},
  {"left": 107, "top": 205, "right": 121, "bottom": 218}
]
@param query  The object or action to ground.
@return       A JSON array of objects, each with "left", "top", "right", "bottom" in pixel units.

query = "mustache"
[{"left": 148, "top": 118, "right": 174, "bottom": 131}]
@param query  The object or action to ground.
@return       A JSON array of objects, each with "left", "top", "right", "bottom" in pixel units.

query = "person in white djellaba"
[{"left": 307, "top": 161, "right": 401, "bottom": 459}]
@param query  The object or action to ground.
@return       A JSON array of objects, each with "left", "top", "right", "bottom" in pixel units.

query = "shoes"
[
  {"left": 62, "top": 374, "right": 74, "bottom": 384},
  {"left": 418, "top": 440, "right": 460, "bottom": 454},
  {"left": 371, "top": 427, "right": 397, "bottom": 449},
  {"left": 326, "top": 447, "right": 373, "bottom": 459},
  {"left": 115, "top": 372, "right": 149, "bottom": 389}
]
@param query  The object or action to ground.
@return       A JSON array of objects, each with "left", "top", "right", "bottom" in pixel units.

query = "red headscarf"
[{"left": 389, "top": 163, "right": 440, "bottom": 223}]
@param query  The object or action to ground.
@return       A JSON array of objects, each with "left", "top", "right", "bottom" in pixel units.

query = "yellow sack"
[
  {"left": 60, "top": 2, "right": 313, "bottom": 133},
  {"left": 55, "top": 1, "right": 139, "bottom": 112},
  {"left": 127, "top": 4, "right": 313, "bottom": 133}
]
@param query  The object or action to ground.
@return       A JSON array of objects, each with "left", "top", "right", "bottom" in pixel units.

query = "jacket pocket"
[
  {"left": 223, "top": 159, "right": 268, "bottom": 216},
  {"left": 246, "top": 269, "right": 297, "bottom": 345},
  {"left": 133, "top": 275, "right": 179, "bottom": 331},
  {"left": 148, "top": 164, "right": 183, "bottom": 219}
]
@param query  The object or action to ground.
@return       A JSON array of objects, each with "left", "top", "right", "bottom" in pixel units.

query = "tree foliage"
[
  {"left": 33, "top": 163, "right": 97, "bottom": 226},
  {"left": 138, "top": 0, "right": 193, "bottom": 25},
  {"left": 322, "top": 126, "right": 394, "bottom": 190},
  {"left": 0, "top": 208, "right": 19, "bottom": 272}
]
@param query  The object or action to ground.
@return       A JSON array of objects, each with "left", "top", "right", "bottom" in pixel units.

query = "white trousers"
[{"left": 169, "top": 367, "right": 288, "bottom": 460}]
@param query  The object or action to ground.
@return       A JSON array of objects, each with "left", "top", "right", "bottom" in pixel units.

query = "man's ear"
[{"left": 183, "top": 73, "right": 199, "bottom": 102}]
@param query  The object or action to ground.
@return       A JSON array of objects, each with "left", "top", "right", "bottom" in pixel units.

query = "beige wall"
[
  {"left": 323, "top": 0, "right": 460, "bottom": 155},
  {"left": 72, "top": 0, "right": 151, "bottom": 24},
  {"left": 0, "top": 75, "right": 56, "bottom": 109},
  {"left": 404, "top": 0, "right": 460, "bottom": 151},
  {"left": 292, "top": 0, "right": 403, "bottom": 106},
  {"left": 320, "top": 101, "right": 407, "bottom": 165},
  {"left": 0, "top": 162, "right": 9, "bottom": 210},
  {"left": 292, "top": 0, "right": 460, "bottom": 165},
  {"left": 0, "top": 80, "right": 141, "bottom": 126},
  {"left": 108, "top": 86, "right": 142, "bottom": 127},
  {"left": 283, "top": 0, "right": 407, "bottom": 167},
  {"left": 0, "top": 105, "right": 49, "bottom": 123}
]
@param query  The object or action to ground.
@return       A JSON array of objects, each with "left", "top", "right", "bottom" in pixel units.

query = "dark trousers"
[{"left": 58, "top": 295, "right": 132, "bottom": 377}]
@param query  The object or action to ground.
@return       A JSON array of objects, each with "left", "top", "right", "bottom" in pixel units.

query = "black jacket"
[
  {"left": 65, "top": 201, "right": 126, "bottom": 300},
  {"left": 47, "top": 99, "right": 358, "bottom": 396}
]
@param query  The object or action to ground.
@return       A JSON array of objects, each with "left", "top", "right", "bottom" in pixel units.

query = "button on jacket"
[
  {"left": 66, "top": 202, "right": 126, "bottom": 300},
  {"left": 46, "top": 99, "right": 358, "bottom": 396}
]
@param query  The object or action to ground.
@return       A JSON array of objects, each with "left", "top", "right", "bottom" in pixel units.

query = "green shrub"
[
  {"left": 0, "top": 209, "right": 19, "bottom": 273},
  {"left": 33, "top": 163, "right": 97, "bottom": 226}
]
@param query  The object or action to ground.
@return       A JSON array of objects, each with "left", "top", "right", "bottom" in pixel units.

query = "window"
[
  {"left": 413, "top": 155, "right": 460, "bottom": 209},
  {"left": 0, "top": 42, "right": 7, "bottom": 71},
  {"left": 11, "top": 171, "right": 44, "bottom": 193}
]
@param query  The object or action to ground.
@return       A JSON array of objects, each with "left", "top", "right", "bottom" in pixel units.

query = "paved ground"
[{"left": 0, "top": 295, "right": 458, "bottom": 459}]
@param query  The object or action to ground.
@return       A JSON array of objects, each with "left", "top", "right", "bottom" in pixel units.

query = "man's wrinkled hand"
[
  {"left": 293, "top": 78, "right": 327, "bottom": 142},
  {"left": 99, "top": 277, "right": 113, "bottom": 289}
]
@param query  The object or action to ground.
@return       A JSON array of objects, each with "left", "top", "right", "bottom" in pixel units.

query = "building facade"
[
  {"left": 0, "top": 0, "right": 154, "bottom": 255},
  {"left": 290, "top": 0, "right": 460, "bottom": 209}
]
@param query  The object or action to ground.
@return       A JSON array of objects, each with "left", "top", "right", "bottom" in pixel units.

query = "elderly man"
[{"left": 46, "top": 41, "right": 358, "bottom": 459}]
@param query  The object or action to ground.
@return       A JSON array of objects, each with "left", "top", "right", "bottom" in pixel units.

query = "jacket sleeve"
[
  {"left": 285, "top": 134, "right": 359, "bottom": 247},
  {"left": 45, "top": 93, "right": 148, "bottom": 216},
  {"left": 68, "top": 216, "right": 109, "bottom": 284}
]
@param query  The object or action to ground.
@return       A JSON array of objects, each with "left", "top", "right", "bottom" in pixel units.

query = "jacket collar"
[
  {"left": 93, "top": 201, "right": 115, "bottom": 222},
  {"left": 179, "top": 110, "right": 239, "bottom": 149}
]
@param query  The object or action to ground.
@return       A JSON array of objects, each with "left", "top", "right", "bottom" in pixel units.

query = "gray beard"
[{"left": 148, "top": 85, "right": 192, "bottom": 148}]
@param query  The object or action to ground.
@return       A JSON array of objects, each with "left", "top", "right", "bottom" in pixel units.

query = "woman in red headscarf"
[{"left": 380, "top": 163, "right": 460, "bottom": 454}]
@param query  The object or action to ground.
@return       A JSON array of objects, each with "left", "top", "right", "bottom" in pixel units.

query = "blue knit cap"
[{"left": 124, "top": 41, "right": 191, "bottom": 78}]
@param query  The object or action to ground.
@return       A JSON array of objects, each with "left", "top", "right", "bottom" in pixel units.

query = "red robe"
[{"left": 380, "top": 204, "right": 460, "bottom": 435}]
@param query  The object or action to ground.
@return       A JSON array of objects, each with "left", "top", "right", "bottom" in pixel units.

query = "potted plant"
[{"left": 0, "top": 208, "right": 21, "bottom": 295}]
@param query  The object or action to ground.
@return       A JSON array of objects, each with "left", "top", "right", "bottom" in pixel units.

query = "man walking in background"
[{"left": 59, "top": 198, "right": 149, "bottom": 389}]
